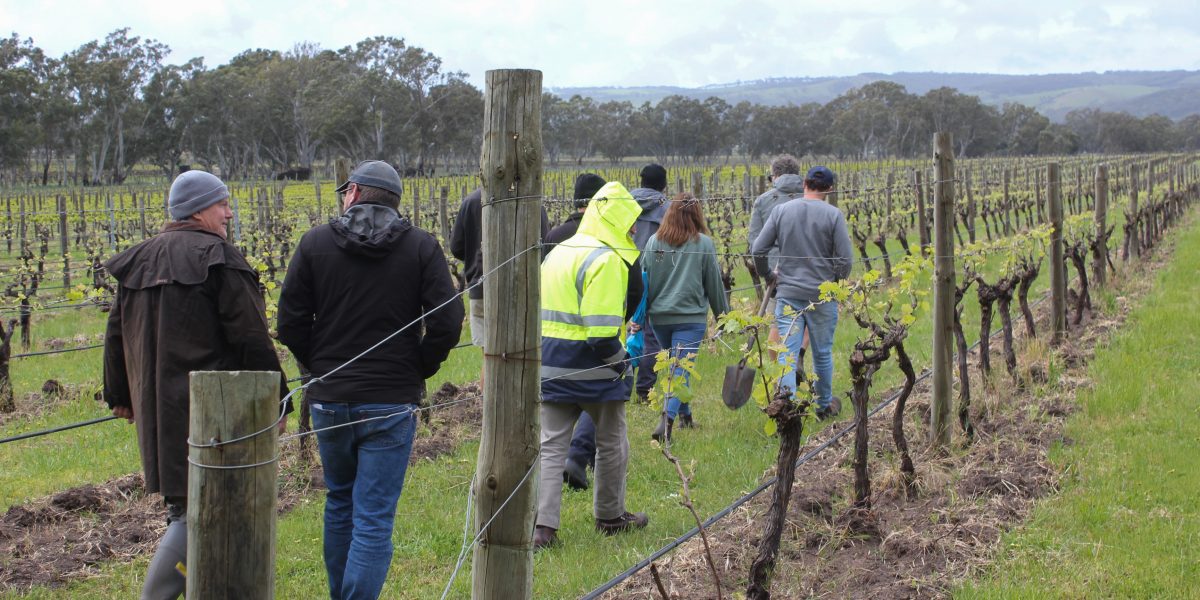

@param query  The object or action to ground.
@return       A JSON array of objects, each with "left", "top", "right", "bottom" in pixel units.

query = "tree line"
[{"left": 2, "top": 29, "right": 1199, "bottom": 185}]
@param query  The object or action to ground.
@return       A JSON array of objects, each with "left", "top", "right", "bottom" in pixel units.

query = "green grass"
[
  {"left": 957, "top": 216, "right": 1200, "bottom": 598},
  {"left": 0, "top": 174, "right": 1181, "bottom": 598}
]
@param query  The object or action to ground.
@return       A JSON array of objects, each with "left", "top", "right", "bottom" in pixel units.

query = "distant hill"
[{"left": 549, "top": 71, "right": 1200, "bottom": 121}]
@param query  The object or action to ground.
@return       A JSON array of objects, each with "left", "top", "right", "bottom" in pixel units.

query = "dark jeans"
[
  {"left": 568, "top": 411, "right": 596, "bottom": 468},
  {"left": 635, "top": 325, "right": 660, "bottom": 396},
  {"left": 312, "top": 402, "right": 417, "bottom": 600}
]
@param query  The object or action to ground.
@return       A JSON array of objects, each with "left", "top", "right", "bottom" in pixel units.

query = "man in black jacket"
[
  {"left": 450, "top": 188, "right": 550, "bottom": 349},
  {"left": 278, "top": 160, "right": 462, "bottom": 600}
]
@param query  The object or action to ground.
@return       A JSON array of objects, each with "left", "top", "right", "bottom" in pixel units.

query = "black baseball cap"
[
  {"left": 805, "top": 165, "right": 836, "bottom": 187},
  {"left": 336, "top": 160, "right": 403, "bottom": 197}
]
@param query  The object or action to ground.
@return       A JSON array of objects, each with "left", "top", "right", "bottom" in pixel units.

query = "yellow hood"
[{"left": 576, "top": 181, "right": 641, "bottom": 265}]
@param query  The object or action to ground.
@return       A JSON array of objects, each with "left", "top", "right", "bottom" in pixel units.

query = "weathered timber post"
[
  {"left": 965, "top": 170, "right": 977, "bottom": 244},
  {"left": 439, "top": 186, "right": 450, "bottom": 244},
  {"left": 187, "top": 371, "right": 280, "bottom": 599},
  {"left": 1093, "top": 165, "right": 1109, "bottom": 288},
  {"left": 231, "top": 195, "right": 243, "bottom": 244},
  {"left": 1002, "top": 168, "right": 1013, "bottom": 236},
  {"left": 1129, "top": 164, "right": 1141, "bottom": 261},
  {"left": 914, "top": 169, "right": 930, "bottom": 248},
  {"left": 136, "top": 191, "right": 148, "bottom": 240},
  {"left": 1047, "top": 163, "right": 1066, "bottom": 345},
  {"left": 931, "top": 133, "right": 956, "bottom": 449},
  {"left": 692, "top": 172, "right": 704, "bottom": 198},
  {"left": 57, "top": 196, "right": 70, "bottom": 289},
  {"left": 472, "top": 68, "right": 542, "bottom": 600},
  {"left": 335, "top": 158, "right": 350, "bottom": 214}
]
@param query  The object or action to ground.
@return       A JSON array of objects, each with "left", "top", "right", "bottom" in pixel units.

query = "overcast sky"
[{"left": 3, "top": 0, "right": 1198, "bottom": 88}]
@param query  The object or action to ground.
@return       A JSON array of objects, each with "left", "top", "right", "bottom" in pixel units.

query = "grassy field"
[
  {"left": 0, "top": 168, "right": 1180, "bottom": 598},
  {"left": 957, "top": 215, "right": 1200, "bottom": 598}
]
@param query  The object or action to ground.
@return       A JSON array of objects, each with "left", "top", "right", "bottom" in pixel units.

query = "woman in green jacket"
[{"left": 642, "top": 192, "right": 729, "bottom": 441}]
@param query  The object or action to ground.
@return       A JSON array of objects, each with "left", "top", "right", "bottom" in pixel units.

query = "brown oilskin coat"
[{"left": 102, "top": 221, "right": 288, "bottom": 498}]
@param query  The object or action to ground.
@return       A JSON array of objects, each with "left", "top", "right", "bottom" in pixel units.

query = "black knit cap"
[
  {"left": 573, "top": 173, "right": 607, "bottom": 208},
  {"left": 639, "top": 163, "right": 667, "bottom": 191}
]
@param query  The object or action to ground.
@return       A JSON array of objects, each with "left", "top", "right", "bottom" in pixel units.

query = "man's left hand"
[
  {"left": 112, "top": 405, "right": 134, "bottom": 423},
  {"left": 277, "top": 417, "right": 287, "bottom": 435}
]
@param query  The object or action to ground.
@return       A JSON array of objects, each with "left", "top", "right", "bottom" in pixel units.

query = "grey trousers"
[
  {"left": 142, "top": 498, "right": 186, "bottom": 600},
  {"left": 537, "top": 401, "right": 629, "bottom": 530}
]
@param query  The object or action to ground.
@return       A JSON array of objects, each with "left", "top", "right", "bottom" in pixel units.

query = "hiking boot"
[
  {"left": 563, "top": 458, "right": 589, "bottom": 491},
  {"left": 595, "top": 511, "right": 649, "bottom": 535},
  {"left": 678, "top": 413, "right": 695, "bottom": 429},
  {"left": 532, "top": 525, "right": 558, "bottom": 550},
  {"left": 636, "top": 391, "right": 650, "bottom": 404},
  {"left": 650, "top": 413, "right": 673, "bottom": 443},
  {"left": 815, "top": 397, "right": 842, "bottom": 421}
]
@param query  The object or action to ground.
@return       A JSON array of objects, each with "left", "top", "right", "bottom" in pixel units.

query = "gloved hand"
[{"left": 609, "top": 352, "right": 630, "bottom": 379}]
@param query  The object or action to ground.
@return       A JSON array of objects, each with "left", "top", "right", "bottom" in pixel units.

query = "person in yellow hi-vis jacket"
[{"left": 534, "top": 181, "right": 650, "bottom": 550}]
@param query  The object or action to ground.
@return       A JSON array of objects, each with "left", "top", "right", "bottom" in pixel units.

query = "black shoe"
[
  {"left": 678, "top": 413, "right": 695, "bottom": 429},
  {"left": 815, "top": 398, "right": 842, "bottom": 421},
  {"left": 533, "top": 525, "right": 558, "bottom": 550},
  {"left": 636, "top": 391, "right": 650, "bottom": 404},
  {"left": 651, "top": 413, "right": 673, "bottom": 442},
  {"left": 563, "top": 459, "right": 589, "bottom": 491},
  {"left": 595, "top": 511, "right": 649, "bottom": 535}
]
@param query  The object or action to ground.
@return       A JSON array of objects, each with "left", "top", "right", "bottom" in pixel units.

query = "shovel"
[{"left": 721, "top": 280, "right": 775, "bottom": 410}]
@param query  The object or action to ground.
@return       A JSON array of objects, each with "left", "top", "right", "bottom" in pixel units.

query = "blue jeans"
[
  {"left": 651, "top": 322, "right": 707, "bottom": 419},
  {"left": 775, "top": 298, "right": 839, "bottom": 409},
  {"left": 311, "top": 402, "right": 417, "bottom": 600}
]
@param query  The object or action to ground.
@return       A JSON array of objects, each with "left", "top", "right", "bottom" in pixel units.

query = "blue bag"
[{"left": 624, "top": 271, "right": 650, "bottom": 367}]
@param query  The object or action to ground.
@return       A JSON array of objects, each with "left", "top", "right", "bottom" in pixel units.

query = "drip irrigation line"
[
  {"left": 12, "top": 343, "right": 104, "bottom": 359},
  {"left": 0, "top": 415, "right": 118, "bottom": 446},
  {"left": 579, "top": 287, "right": 1057, "bottom": 600}
]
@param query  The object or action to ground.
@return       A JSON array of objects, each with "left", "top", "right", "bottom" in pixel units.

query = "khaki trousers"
[{"left": 536, "top": 401, "right": 629, "bottom": 530}]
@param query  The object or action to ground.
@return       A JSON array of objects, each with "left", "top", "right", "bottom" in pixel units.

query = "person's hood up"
[
  {"left": 773, "top": 174, "right": 805, "bottom": 195},
  {"left": 330, "top": 203, "right": 412, "bottom": 258},
  {"left": 577, "top": 182, "right": 641, "bottom": 265},
  {"left": 630, "top": 187, "right": 667, "bottom": 224}
]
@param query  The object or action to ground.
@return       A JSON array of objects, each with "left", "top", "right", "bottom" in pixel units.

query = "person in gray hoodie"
[
  {"left": 747, "top": 154, "right": 806, "bottom": 358},
  {"left": 751, "top": 166, "right": 853, "bottom": 420},
  {"left": 629, "top": 164, "right": 669, "bottom": 401}
]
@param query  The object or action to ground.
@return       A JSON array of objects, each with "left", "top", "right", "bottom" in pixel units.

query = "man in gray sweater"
[
  {"left": 747, "top": 154, "right": 805, "bottom": 357},
  {"left": 751, "top": 166, "right": 853, "bottom": 419}
]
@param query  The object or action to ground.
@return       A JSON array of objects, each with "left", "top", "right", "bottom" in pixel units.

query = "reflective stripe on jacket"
[{"left": 540, "top": 181, "right": 641, "bottom": 402}]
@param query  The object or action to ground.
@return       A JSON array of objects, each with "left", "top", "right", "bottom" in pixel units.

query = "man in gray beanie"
[{"left": 103, "top": 170, "right": 289, "bottom": 600}]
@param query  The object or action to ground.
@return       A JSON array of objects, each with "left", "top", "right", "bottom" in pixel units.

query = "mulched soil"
[
  {"left": 0, "top": 381, "right": 482, "bottom": 592},
  {"left": 603, "top": 245, "right": 1170, "bottom": 599}
]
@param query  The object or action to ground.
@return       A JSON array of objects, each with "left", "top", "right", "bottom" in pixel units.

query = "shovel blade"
[{"left": 721, "top": 364, "right": 756, "bottom": 410}]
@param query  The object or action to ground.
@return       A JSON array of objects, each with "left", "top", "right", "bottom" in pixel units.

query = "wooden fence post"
[
  {"left": 1000, "top": 168, "right": 1011, "bottom": 236},
  {"left": 1093, "top": 165, "right": 1109, "bottom": 289},
  {"left": 914, "top": 169, "right": 930, "bottom": 248},
  {"left": 439, "top": 186, "right": 450, "bottom": 244},
  {"left": 1128, "top": 164, "right": 1140, "bottom": 261},
  {"left": 472, "top": 68, "right": 542, "bottom": 600},
  {"left": 931, "top": 132, "right": 956, "bottom": 449},
  {"left": 57, "top": 196, "right": 70, "bottom": 289},
  {"left": 187, "top": 371, "right": 280, "bottom": 599},
  {"left": 335, "top": 158, "right": 350, "bottom": 215},
  {"left": 1047, "top": 163, "right": 1066, "bottom": 345}
]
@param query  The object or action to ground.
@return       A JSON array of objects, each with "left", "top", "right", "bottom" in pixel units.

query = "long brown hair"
[{"left": 655, "top": 193, "right": 709, "bottom": 247}]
